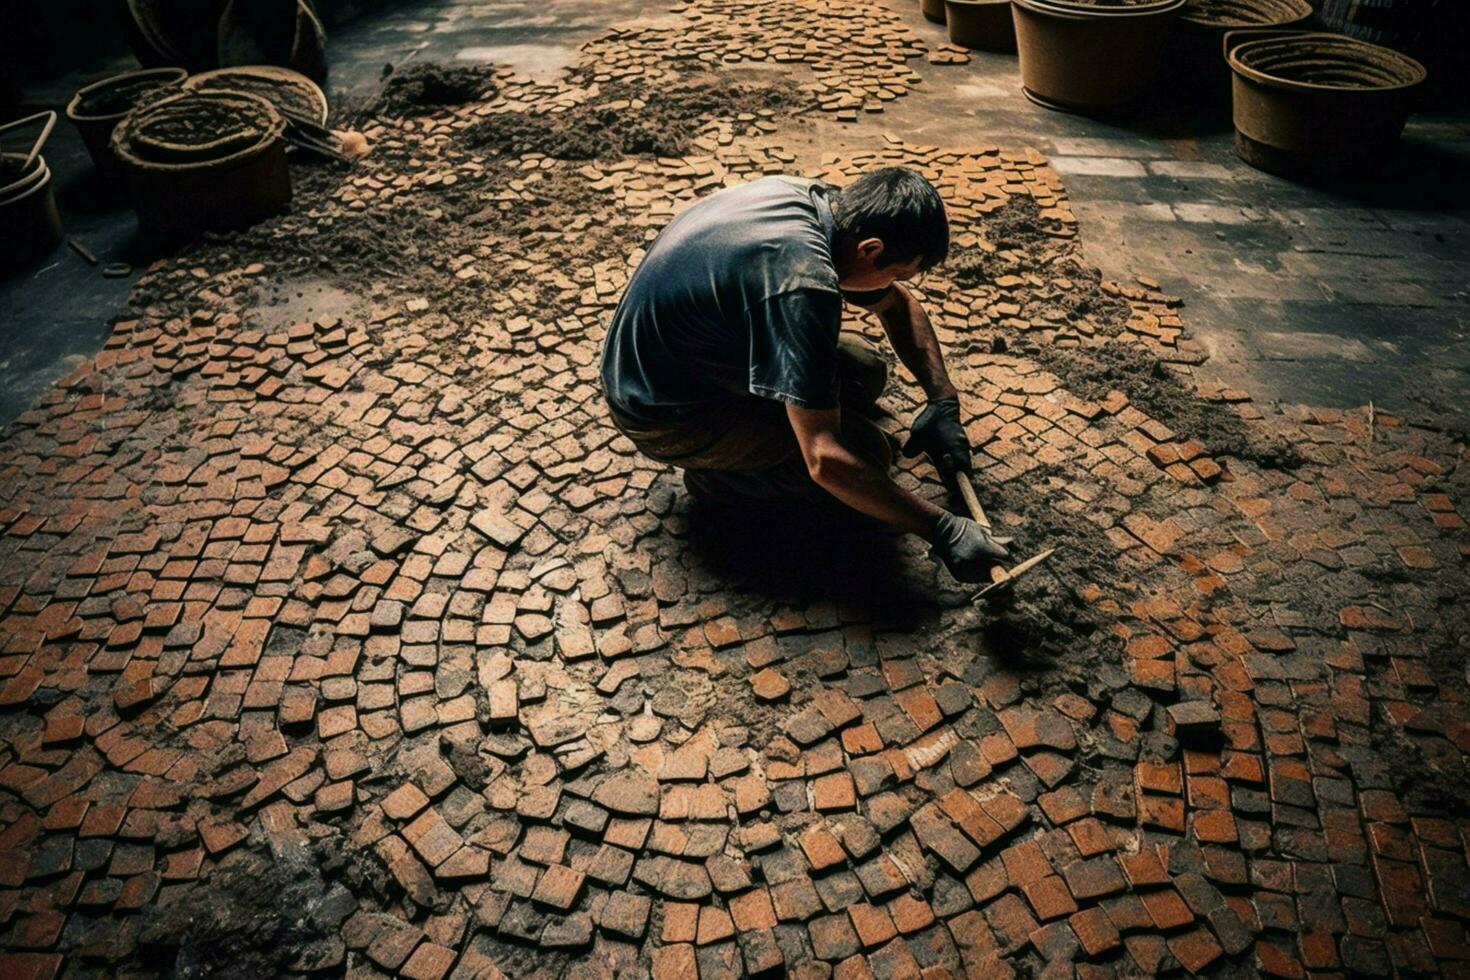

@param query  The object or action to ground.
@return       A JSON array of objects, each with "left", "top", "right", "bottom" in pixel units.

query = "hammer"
[{"left": 951, "top": 469, "right": 1056, "bottom": 603}]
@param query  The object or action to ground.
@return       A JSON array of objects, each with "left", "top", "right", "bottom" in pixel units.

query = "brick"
[
  {"left": 650, "top": 944, "right": 696, "bottom": 980},
  {"left": 888, "top": 893, "right": 935, "bottom": 934},
  {"left": 750, "top": 668, "right": 790, "bottom": 702},
  {"left": 849, "top": 903, "right": 897, "bottom": 949},
  {"left": 1069, "top": 906, "right": 1120, "bottom": 956},
  {"left": 531, "top": 864, "right": 585, "bottom": 911},
  {"left": 599, "top": 891, "right": 651, "bottom": 939},
  {"left": 696, "top": 905, "right": 735, "bottom": 945},
  {"left": 813, "top": 772, "right": 857, "bottom": 812},
  {"left": 1167, "top": 927, "right": 1223, "bottom": 973},
  {"left": 401, "top": 942, "right": 456, "bottom": 980},
  {"left": 800, "top": 826, "right": 847, "bottom": 871},
  {"left": 1022, "top": 875, "right": 1078, "bottom": 921},
  {"left": 728, "top": 888, "right": 777, "bottom": 932},
  {"left": 810, "top": 912, "right": 861, "bottom": 961}
]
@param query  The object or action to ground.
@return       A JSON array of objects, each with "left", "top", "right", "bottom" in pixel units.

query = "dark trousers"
[{"left": 609, "top": 334, "right": 893, "bottom": 502}]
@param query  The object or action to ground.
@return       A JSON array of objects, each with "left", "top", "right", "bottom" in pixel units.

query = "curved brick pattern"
[{"left": 1, "top": 2, "right": 1467, "bottom": 978}]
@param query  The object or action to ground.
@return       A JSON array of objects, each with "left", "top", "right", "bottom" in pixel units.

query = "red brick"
[
  {"left": 800, "top": 826, "right": 846, "bottom": 871},
  {"left": 887, "top": 893, "right": 935, "bottom": 934},
  {"left": 728, "top": 888, "right": 777, "bottom": 932},
  {"left": 1141, "top": 889, "right": 1194, "bottom": 930},
  {"left": 662, "top": 902, "right": 698, "bottom": 943},
  {"left": 813, "top": 772, "right": 856, "bottom": 812},
  {"left": 531, "top": 864, "right": 585, "bottom": 912},
  {"left": 651, "top": 944, "right": 696, "bottom": 980},
  {"left": 400, "top": 942, "right": 456, "bottom": 980},
  {"left": 849, "top": 903, "right": 897, "bottom": 949},
  {"left": 1021, "top": 875, "right": 1077, "bottom": 921},
  {"left": 1167, "top": 927, "right": 1223, "bottom": 973},
  {"left": 1069, "top": 906, "right": 1120, "bottom": 957},
  {"left": 696, "top": 906, "right": 734, "bottom": 945}
]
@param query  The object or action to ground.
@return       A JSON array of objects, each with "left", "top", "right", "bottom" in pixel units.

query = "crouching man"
[{"left": 600, "top": 167, "right": 1008, "bottom": 582}]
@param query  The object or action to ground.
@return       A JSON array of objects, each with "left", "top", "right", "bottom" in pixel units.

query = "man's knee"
[{"left": 836, "top": 334, "right": 887, "bottom": 407}]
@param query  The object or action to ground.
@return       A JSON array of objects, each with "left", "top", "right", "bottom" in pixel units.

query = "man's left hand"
[{"left": 901, "top": 395, "right": 971, "bottom": 476}]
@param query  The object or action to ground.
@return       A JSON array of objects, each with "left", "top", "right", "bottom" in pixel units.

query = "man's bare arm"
[
  {"left": 785, "top": 403, "right": 944, "bottom": 536},
  {"left": 864, "top": 284, "right": 957, "bottom": 401}
]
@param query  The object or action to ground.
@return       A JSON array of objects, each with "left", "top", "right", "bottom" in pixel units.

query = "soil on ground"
[
  {"left": 952, "top": 196, "right": 1135, "bottom": 337},
  {"left": 1029, "top": 340, "right": 1304, "bottom": 468},
  {"left": 366, "top": 62, "right": 501, "bottom": 117},
  {"left": 464, "top": 73, "right": 805, "bottom": 160}
]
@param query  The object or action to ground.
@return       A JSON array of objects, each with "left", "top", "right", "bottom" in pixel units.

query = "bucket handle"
[
  {"left": 0, "top": 111, "right": 58, "bottom": 171},
  {"left": 1223, "top": 28, "right": 1309, "bottom": 64}
]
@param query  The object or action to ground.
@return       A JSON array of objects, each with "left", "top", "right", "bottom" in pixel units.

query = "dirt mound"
[
  {"left": 464, "top": 75, "right": 805, "bottom": 160},
  {"left": 976, "top": 478, "right": 1107, "bottom": 664},
  {"left": 1030, "top": 341, "right": 1303, "bottom": 468},
  {"left": 160, "top": 135, "right": 633, "bottom": 343},
  {"left": 370, "top": 62, "right": 500, "bottom": 117},
  {"left": 139, "top": 838, "right": 354, "bottom": 976},
  {"left": 950, "top": 197, "right": 1134, "bottom": 335}
]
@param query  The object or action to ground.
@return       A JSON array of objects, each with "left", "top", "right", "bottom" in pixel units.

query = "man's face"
[{"left": 836, "top": 238, "right": 926, "bottom": 291}]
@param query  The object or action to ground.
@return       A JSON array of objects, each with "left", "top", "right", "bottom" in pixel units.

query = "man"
[{"left": 600, "top": 167, "right": 1009, "bottom": 583}]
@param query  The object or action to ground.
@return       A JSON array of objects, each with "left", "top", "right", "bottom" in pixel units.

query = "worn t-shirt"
[{"left": 600, "top": 176, "right": 845, "bottom": 426}]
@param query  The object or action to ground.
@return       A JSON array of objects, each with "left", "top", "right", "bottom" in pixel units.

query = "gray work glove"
[
  {"left": 929, "top": 511, "right": 1011, "bottom": 583},
  {"left": 901, "top": 396, "right": 972, "bottom": 477}
]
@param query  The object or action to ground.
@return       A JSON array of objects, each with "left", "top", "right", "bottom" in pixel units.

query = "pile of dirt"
[
  {"left": 149, "top": 65, "right": 797, "bottom": 334},
  {"left": 464, "top": 74, "right": 805, "bottom": 161},
  {"left": 369, "top": 62, "right": 500, "bottom": 117},
  {"left": 1028, "top": 340, "right": 1304, "bottom": 468},
  {"left": 975, "top": 478, "right": 1107, "bottom": 666},
  {"left": 161, "top": 136, "right": 633, "bottom": 348},
  {"left": 139, "top": 839, "right": 354, "bottom": 976},
  {"left": 949, "top": 196, "right": 1134, "bottom": 336}
]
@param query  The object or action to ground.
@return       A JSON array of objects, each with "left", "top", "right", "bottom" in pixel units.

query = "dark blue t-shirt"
[{"left": 600, "top": 176, "right": 844, "bottom": 426}]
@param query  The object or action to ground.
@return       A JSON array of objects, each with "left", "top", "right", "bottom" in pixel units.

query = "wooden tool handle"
[{"left": 955, "top": 472, "right": 990, "bottom": 530}]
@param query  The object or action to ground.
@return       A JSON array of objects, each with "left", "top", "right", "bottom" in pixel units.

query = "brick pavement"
[{"left": 1, "top": 0, "right": 1468, "bottom": 976}]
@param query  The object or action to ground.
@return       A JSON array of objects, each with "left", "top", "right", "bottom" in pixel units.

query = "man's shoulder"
[{"left": 692, "top": 175, "right": 823, "bottom": 219}]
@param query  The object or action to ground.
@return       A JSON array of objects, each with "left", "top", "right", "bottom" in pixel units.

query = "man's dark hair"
[{"left": 831, "top": 167, "right": 949, "bottom": 272}]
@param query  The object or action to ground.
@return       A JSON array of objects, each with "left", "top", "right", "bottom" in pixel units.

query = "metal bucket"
[
  {"left": 1225, "top": 30, "right": 1427, "bottom": 178},
  {"left": 111, "top": 89, "right": 290, "bottom": 238},
  {"left": 65, "top": 66, "right": 188, "bottom": 189},
  {"left": 1012, "top": 0, "right": 1187, "bottom": 114},
  {"left": 945, "top": 0, "right": 1018, "bottom": 52}
]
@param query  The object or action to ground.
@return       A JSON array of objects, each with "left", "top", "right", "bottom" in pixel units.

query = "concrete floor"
[{"left": 2, "top": 0, "right": 1468, "bottom": 429}]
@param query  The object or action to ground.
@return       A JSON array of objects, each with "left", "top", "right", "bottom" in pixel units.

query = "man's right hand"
[{"left": 929, "top": 511, "right": 1011, "bottom": 583}]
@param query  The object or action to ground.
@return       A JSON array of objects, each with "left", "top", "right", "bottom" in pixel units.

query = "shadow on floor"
[
  {"left": 680, "top": 496, "right": 930, "bottom": 623},
  {"left": 1315, "top": 137, "right": 1470, "bottom": 211}
]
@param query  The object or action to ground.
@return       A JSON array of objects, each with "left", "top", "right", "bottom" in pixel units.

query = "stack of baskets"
[
  {"left": 60, "top": 64, "right": 327, "bottom": 240},
  {"left": 1, "top": 112, "right": 62, "bottom": 274}
]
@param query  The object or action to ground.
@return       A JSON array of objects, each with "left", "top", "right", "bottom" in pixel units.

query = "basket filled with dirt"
[
  {"left": 110, "top": 89, "right": 290, "bottom": 237},
  {"left": 65, "top": 66, "right": 188, "bottom": 188},
  {"left": 1168, "top": 0, "right": 1312, "bottom": 107},
  {"left": 1225, "top": 31, "right": 1427, "bottom": 179},
  {"left": 183, "top": 65, "right": 329, "bottom": 126}
]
